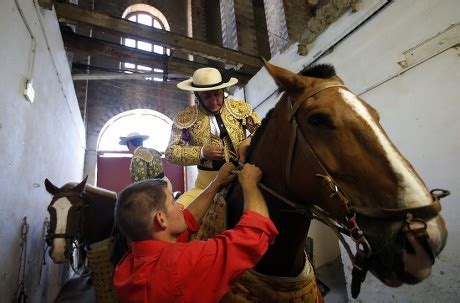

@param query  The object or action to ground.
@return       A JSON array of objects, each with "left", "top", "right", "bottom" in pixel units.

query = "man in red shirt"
[{"left": 114, "top": 163, "right": 278, "bottom": 303}]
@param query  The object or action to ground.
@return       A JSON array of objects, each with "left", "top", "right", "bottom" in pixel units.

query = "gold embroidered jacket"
[
  {"left": 130, "top": 147, "right": 164, "bottom": 183},
  {"left": 165, "top": 99, "right": 261, "bottom": 168}
]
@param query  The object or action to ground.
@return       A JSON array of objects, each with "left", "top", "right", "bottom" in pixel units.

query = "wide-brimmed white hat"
[
  {"left": 177, "top": 67, "right": 238, "bottom": 92},
  {"left": 119, "top": 132, "right": 149, "bottom": 145}
]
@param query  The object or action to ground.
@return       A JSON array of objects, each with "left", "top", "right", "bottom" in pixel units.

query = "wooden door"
[{"left": 96, "top": 155, "right": 184, "bottom": 193}]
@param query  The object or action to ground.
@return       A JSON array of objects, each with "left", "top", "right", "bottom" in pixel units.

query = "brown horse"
[
  {"left": 225, "top": 61, "right": 448, "bottom": 299},
  {"left": 44, "top": 177, "right": 118, "bottom": 264}
]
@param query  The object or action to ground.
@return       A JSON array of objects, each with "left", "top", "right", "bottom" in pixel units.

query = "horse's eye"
[{"left": 307, "top": 113, "right": 334, "bottom": 128}]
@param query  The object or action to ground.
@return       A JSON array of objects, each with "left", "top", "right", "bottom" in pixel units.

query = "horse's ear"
[
  {"left": 74, "top": 176, "right": 88, "bottom": 193},
  {"left": 44, "top": 179, "right": 60, "bottom": 195},
  {"left": 263, "top": 59, "right": 304, "bottom": 91}
]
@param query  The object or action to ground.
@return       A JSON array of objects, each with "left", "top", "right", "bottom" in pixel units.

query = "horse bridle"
[
  {"left": 256, "top": 82, "right": 449, "bottom": 298},
  {"left": 46, "top": 192, "right": 87, "bottom": 259}
]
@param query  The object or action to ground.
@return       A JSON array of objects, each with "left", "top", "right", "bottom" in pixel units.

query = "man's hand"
[
  {"left": 187, "top": 163, "right": 236, "bottom": 223},
  {"left": 238, "top": 163, "right": 262, "bottom": 189},
  {"left": 237, "top": 137, "right": 252, "bottom": 164},
  {"left": 213, "top": 162, "right": 237, "bottom": 187},
  {"left": 202, "top": 144, "right": 225, "bottom": 160},
  {"left": 238, "top": 164, "right": 269, "bottom": 218}
]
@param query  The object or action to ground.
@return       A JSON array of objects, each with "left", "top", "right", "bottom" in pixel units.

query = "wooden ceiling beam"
[
  {"left": 55, "top": 2, "right": 262, "bottom": 73},
  {"left": 62, "top": 31, "right": 253, "bottom": 82}
]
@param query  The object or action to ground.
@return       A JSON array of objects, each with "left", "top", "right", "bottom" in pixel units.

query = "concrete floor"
[
  {"left": 316, "top": 256, "right": 349, "bottom": 303},
  {"left": 55, "top": 275, "right": 95, "bottom": 303},
  {"left": 54, "top": 257, "right": 348, "bottom": 302}
]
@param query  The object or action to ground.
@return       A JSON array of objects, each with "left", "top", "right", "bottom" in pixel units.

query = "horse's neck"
[
  {"left": 82, "top": 191, "right": 116, "bottom": 244},
  {"left": 228, "top": 101, "right": 311, "bottom": 277}
]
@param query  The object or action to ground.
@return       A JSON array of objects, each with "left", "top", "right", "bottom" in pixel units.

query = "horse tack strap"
[
  {"left": 52, "top": 192, "right": 84, "bottom": 200},
  {"left": 287, "top": 81, "right": 345, "bottom": 121},
  {"left": 350, "top": 198, "right": 442, "bottom": 220},
  {"left": 351, "top": 249, "right": 369, "bottom": 299},
  {"left": 304, "top": 81, "right": 346, "bottom": 99}
]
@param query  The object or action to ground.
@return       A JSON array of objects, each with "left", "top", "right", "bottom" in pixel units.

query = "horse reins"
[{"left": 246, "top": 82, "right": 449, "bottom": 298}]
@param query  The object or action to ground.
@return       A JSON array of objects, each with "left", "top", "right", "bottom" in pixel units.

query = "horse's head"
[
  {"left": 260, "top": 61, "right": 447, "bottom": 294},
  {"left": 44, "top": 177, "right": 88, "bottom": 263}
]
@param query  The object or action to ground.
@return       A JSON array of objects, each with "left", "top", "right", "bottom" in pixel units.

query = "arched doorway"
[{"left": 96, "top": 109, "right": 184, "bottom": 193}]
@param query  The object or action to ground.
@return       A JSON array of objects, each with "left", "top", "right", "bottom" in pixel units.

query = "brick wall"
[
  {"left": 72, "top": 0, "right": 191, "bottom": 182},
  {"left": 234, "top": 0, "right": 258, "bottom": 55}
]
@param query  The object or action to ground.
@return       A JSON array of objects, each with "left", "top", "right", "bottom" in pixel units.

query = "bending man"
[{"left": 113, "top": 163, "right": 278, "bottom": 302}]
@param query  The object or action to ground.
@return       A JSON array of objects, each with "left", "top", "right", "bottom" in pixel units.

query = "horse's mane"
[
  {"left": 247, "top": 64, "right": 336, "bottom": 161},
  {"left": 61, "top": 182, "right": 117, "bottom": 199},
  {"left": 299, "top": 64, "right": 336, "bottom": 78},
  {"left": 85, "top": 184, "right": 117, "bottom": 199}
]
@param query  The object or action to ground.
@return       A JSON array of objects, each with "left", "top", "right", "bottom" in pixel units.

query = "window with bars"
[{"left": 121, "top": 12, "right": 170, "bottom": 81}]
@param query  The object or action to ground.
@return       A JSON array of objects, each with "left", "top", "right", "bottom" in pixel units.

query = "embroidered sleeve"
[
  {"left": 225, "top": 99, "right": 261, "bottom": 135},
  {"left": 245, "top": 109, "right": 261, "bottom": 135},
  {"left": 165, "top": 124, "right": 202, "bottom": 166}
]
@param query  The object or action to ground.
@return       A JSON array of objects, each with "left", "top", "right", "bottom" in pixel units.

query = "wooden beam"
[
  {"left": 55, "top": 2, "right": 262, "bottom": 73},
  {"left": 72, "top": 72, "right": 185, "bottom": 81},
  {"left": 37, "top": 0, "right": 55, "bottom": 10},
  {"left": 61, "top": 32, "right": 253, "bottom": 82}
]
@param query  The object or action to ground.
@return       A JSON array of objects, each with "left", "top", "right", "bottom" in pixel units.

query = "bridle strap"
[
  {"left": 302, "top": 81, "right": 346, "bottom": 101},
  {"left": 46, "top": 193, "right": 87, "bottom": 246},
  {"left": 351, "top": 198, "right": 442, "bottom": 220},
  {"left": 285, "top": 82, "right": 347, "bottom": 189}
]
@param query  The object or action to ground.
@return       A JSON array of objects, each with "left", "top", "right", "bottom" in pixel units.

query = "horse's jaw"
[
  {"left": 369, "top": 215, "right": 447, "bottom": 287},
  {"left": 399, "top": 216, "right": 447, "bottom": 283}
]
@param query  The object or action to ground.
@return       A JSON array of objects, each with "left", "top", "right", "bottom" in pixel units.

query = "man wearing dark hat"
[
  {"left": 165, "top": 67, "right": 261, "bottom": 207},
  {"left": 119, "top": 132, "right": 164, "bottom": 183}
]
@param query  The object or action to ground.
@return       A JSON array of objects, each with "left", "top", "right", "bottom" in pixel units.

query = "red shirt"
[{"left": 114, "top": 209, "right": 278, "bottom": 303}]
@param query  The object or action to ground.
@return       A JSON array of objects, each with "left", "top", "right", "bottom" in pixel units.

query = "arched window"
[
  {"left": 97, "top": 109, "right": 173, "bottom": 153},
  {"left": 96, "top": 110, "right": 184, "bottom": 193},
  {"left": 121, "top": 5, "right": 170, "bottom": 81}
]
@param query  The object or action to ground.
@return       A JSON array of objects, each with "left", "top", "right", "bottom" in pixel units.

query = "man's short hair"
[{"left": 115, "top": 179, "right": 168, "bottom": 241}]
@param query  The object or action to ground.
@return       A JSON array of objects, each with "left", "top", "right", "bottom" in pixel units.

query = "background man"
[{"left": 119, "top": 132, "right": 164, "bottom": 183}]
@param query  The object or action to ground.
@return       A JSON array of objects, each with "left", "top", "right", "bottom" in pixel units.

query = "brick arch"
[
  {"left": 97, "top": 108, "right": 173, "bottom": 152},
  {"left": 121, "top": 3, "right": 170, "bottom": 30}
]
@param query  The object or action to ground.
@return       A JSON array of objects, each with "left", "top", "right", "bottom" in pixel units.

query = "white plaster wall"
[
  {"left": 0, "top": 0, "right": 85, "bottom": 301},
  {"left": 240, "top": 0, "right": 459, "bottom": 301}
]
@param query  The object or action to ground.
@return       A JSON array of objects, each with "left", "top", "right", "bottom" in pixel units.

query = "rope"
[
  {"left": 42, "top": 218, "right": 50, "bottom": 266},
  {"left": 37, "top": 218, "right": 51, "bottom": 288},
  {"left": 16, "top": 216, "right": 29, "bottom": 303}
]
